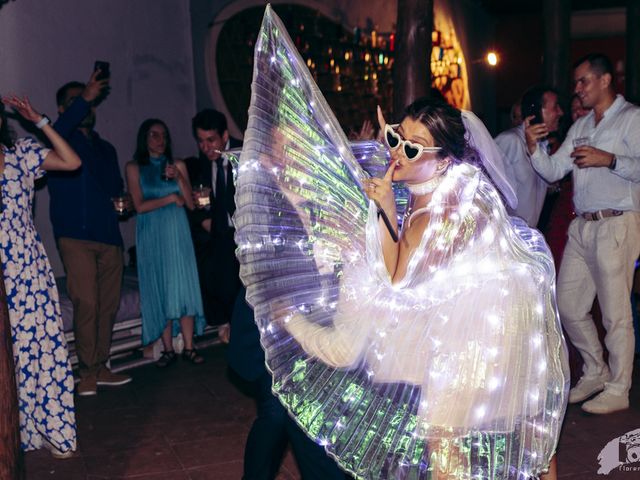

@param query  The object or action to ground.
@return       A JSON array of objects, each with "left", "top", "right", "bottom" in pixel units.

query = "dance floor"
[{"left": 24, "top": 346, "right": 640, "bottom": 479}]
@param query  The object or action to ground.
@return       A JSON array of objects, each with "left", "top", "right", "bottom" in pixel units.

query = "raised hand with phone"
[
  {"left": 81, "top": 61, "right": 111, "bottom": 105},
  {"left": 523, "top": 86, "right": 563, "bottom": 155}
]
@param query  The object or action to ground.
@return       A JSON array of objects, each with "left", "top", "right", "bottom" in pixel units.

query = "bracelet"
[
  {"left": 609, "top": 154, "right": 617, "bottom": 170},
  {"left": 35, "top": 115, "right": 50, "bottom": 129}
]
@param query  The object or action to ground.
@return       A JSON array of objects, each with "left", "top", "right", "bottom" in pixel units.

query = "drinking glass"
[
  {"left": 161, "top": 158, "right": 175, "bottom": 181},
  {"left": 111, "top": 192, "right": 130, "bottom": 216},
  {"left": 194, "top": 184, "right": 211, "bottom": 209},
  {"left": 572, "top": 137, "right": 590, "bottom": 160}
]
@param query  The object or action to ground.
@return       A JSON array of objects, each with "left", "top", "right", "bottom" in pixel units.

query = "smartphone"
[
  {"left": 522, "top": 99, "right": 543, "bottom": 125},
  {"left": 94, "top": 61, "right": 110, "bottom": 81}
]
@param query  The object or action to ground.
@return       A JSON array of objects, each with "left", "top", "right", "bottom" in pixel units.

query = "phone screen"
[
  {"left": 94, "top": 61, "right": 110, "bottom": 81},
  {"left": 523, "top": 102, "right": 543, "bottom": 125}
]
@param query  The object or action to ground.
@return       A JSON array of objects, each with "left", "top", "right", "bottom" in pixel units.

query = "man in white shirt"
[
  {"left": 526, "top": 53, "right": 640, "bottom": 414},
  {"left": 495, "top": 86, "right": 563, "bottom": 227}
]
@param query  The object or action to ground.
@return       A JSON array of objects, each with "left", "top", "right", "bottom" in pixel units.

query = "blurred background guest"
[{"left": 495, "top": 86, "right": 563, "bottom": 228}]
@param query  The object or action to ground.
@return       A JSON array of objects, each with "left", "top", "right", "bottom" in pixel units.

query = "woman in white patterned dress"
[{"left": 0, "top": 95, "right": 81, "bottom": 457}]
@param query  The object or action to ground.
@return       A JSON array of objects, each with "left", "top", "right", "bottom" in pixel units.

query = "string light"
[{"left": 233, "top": 7, "right": 566, "bottom": 478}]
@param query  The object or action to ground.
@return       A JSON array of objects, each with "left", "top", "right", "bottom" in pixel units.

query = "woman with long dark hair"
[
  {"left": 126, "top": 118, "right": 205, "bottom": 367},
  {"left": 1, "top": 95, "right": 80, "bottom": 458},
  {"left": 233, "top": 7, "right": 568, "bottom": 478}
]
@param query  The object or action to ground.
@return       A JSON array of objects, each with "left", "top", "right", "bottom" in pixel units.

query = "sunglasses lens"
[
  {"left": 386, "top": 129, "right": 400, "bottom": 148},
  {"left": 404, "top": 144, "right": 420, "bottom": 160}
]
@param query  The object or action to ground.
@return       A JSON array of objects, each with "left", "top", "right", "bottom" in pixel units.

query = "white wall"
[{"left": 0, "top": 0, "right": 198, "bottom": 276}]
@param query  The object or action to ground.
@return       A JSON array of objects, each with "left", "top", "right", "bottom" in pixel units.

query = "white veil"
[{"left": 462, "top": 110, "right": 518, "bottom": 210}]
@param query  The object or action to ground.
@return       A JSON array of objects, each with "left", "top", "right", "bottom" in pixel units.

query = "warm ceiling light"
[{"left": 487, "top": 52, "right": 498, "bottom": 66}]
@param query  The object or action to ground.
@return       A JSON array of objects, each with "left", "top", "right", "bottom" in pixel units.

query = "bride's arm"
[
  {"left": 285, "top": 312, "right": 364, "bottom": 368},
  {"left": 364, "top": 161, "right": 400, "bottom": 277}
]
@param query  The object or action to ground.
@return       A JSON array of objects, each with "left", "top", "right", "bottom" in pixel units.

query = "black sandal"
[
  {"left": 156, "top": 350, "right": 177, "bottom": 368},
  {"left": 182, "top": 348, "right": 204, "bottom": 364}
]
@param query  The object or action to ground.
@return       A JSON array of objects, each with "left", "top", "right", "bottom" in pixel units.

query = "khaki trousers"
[
  {"left": 58, "top": 238, "right": 123, "bottom": 379},
  {"left": 557, "top": 212, "right": 640, "bottom": 395}
]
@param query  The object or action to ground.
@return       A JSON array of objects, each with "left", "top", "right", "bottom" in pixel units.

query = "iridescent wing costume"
[{"left": 234, "top": 6, "right": 568, "bottom": 479}]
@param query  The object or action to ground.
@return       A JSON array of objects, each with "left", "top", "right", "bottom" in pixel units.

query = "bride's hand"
[
  {"left": 364, "top": 159, "right": 398, "bottom": 217},
  {"left": 376, "top": 105, "right": 387, "bottom": 143}
]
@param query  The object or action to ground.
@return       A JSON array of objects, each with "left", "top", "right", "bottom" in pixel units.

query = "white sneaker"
[
  {"left": 581, "top": 389, "right": 629, "bottom": 414},
  {"left": 568, "top": 371, "right": 610, "bottom": 404}
]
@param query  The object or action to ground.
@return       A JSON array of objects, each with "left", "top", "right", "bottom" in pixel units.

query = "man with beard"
[
  {"left": 50, "top": 68, "right": 131, "bottom": 396},
  {"left": 527, "top": 53, "right": 640, "bottom": 414}
]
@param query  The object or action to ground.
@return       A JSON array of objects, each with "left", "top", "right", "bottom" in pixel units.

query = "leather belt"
[{"left": 580, "top": 209, "right": 624, "bottom": 221}]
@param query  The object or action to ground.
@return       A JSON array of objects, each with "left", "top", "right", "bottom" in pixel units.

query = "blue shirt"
[
  {"left": 531, "top": 95, "right": 640, "bottom": 214},
  {"left": 49, "top": 97, "right": 123, "bottom": 246}
]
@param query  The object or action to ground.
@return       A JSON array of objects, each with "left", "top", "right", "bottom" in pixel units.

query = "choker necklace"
[{"left": 405, "top": 175, "right": 443, "bottom": 196}]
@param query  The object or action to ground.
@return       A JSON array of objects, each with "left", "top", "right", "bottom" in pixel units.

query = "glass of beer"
[
  {"left": 112, "top": 192, "right": 129, "bottom": 216},
  {"left": 194, "top": 184, "right": 211, "bottom": 209}
]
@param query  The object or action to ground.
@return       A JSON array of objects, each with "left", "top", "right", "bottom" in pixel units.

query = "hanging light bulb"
[{"left": 486, "top": 52, "right": 498, "bottom": 66}]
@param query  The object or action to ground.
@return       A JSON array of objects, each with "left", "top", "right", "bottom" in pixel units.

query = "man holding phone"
[
  {"left": 49, "top": 63, "right": 132, "bottom": 396},
  {"left": 495, "top": 86, "right": 563, "bottom": 227},
  {"left": 526, "top": 53, "right": 640, "bottom": 414}
]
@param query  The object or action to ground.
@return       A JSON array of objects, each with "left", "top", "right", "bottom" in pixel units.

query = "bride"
[{"left": 234, "top": 5, "right": 568, "bottom": 479}]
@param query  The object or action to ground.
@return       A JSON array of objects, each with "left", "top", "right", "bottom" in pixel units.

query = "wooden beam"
[
  {"left": 393, "top": 0, "right": 433, "bottom": 117},
  {"left": 627, "top": 0, "right": 640, "bottom": 103},
  {"left": 0, "top": 264, "right": 20, "bottom": 479},
  {"left": 543, "top": 0, "right": 570, "bottom": 94}
]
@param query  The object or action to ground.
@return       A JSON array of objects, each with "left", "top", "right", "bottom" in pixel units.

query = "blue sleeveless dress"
[{"left": 136, "top": 156, "right": 205, "bottom": 344}]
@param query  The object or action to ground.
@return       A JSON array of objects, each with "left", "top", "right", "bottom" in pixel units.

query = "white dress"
[{"left": 233, "top": 6, "right": 568, "bottom": 479}]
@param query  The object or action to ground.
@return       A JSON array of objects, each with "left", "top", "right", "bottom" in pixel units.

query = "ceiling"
[{"left": 479, "top": 0, "right": 628, "bottom": 15}]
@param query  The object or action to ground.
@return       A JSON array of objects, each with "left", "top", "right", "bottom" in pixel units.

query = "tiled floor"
[{"left": 23, "top": 348, "right": 640, "bottom": 479}]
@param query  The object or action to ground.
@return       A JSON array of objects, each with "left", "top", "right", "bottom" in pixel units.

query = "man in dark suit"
[
  {"left": 186, "top": 109, "right": 242, "bottom": 340},
  {"left": 228, "top": 287, "right": 349, "bottom": 480}
]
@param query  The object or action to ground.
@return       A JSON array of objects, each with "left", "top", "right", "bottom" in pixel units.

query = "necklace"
[{"left": 405, "top": 175, "right": 443, "bottom": 196}]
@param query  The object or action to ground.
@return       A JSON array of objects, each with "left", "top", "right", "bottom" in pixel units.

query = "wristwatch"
[
  {"left": 35, "top": 115, "right": 50, "bottom": 129},
  {"left": 609, "top": 154, "right": 617, "bottom": 170}
]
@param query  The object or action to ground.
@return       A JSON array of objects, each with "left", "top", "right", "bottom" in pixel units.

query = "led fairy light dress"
[{"left": 234, "top": 6, "right": 568, "bottom": 479}]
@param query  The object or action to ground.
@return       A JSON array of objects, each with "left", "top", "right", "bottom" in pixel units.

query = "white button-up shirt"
[
  {"left": 495, "top": 124, "right": 549, "bottom": 227},
  {"left": 531, "top": 95, "right": 640, "bottom": 214}
]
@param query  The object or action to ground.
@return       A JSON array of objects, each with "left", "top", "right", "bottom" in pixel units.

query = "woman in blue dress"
[
  {"left": 1, "top": 95, "right": 81, "bottom": 457},
  {"left": 126, "top": 119, "right": 206, "bottom": 367}
]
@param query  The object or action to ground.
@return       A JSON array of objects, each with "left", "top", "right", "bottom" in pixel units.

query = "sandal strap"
[
  {"left": 157, "top": 350, "right": 176, "bottom": 367},
  {"left": 182, "top": 348, "right": 204, "bottom": 363}
]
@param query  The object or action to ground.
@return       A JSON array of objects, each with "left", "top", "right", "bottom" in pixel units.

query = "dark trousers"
[
  {"left": 58, "top": 238, "right": 123, "bottom": 378},
  {"left": 196, "top": 230, "right": 240, "bottom": 326},
  {"left": 242, "top": 371, "right": 347, "bottom": 480}
]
